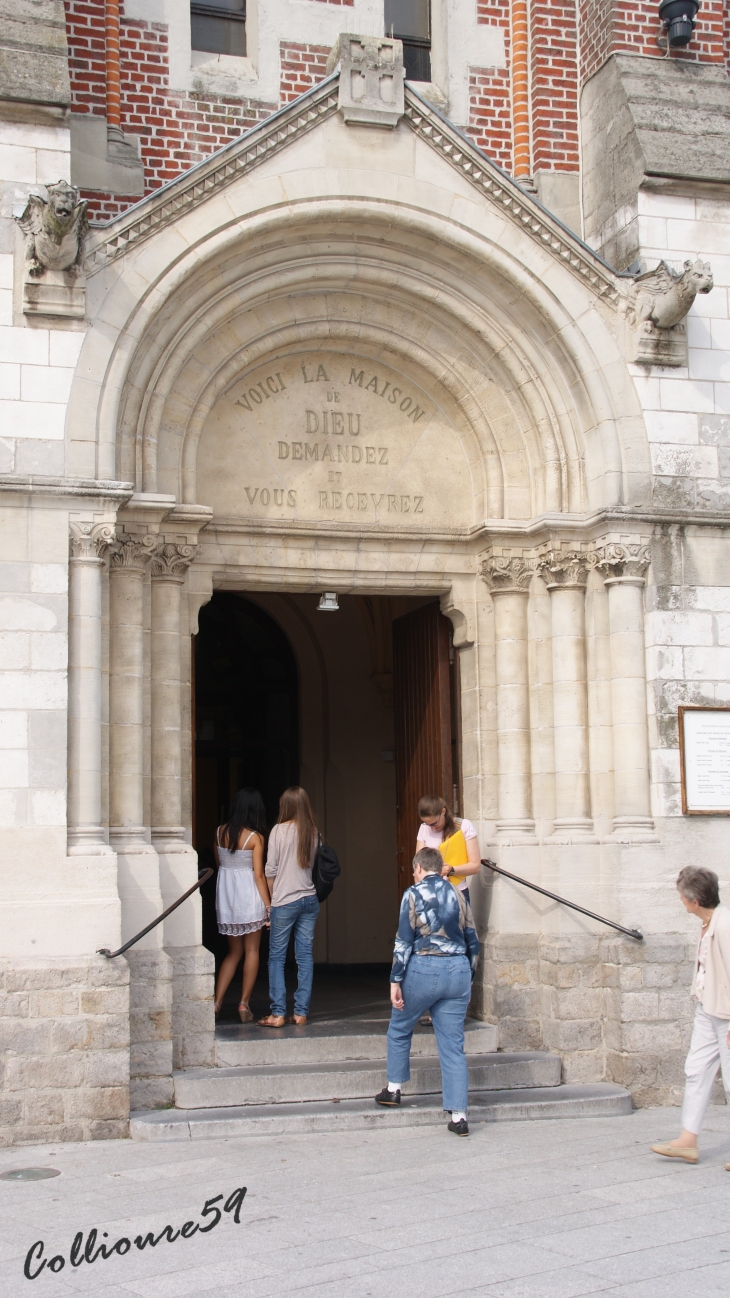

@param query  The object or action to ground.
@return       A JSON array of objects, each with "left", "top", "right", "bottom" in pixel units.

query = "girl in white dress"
[{"left": 214, "top": 787, "right": 271, "bottom": 1022}]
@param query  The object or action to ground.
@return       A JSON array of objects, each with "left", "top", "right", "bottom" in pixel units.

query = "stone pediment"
[{"left": 83, "top": 72, "right": 618, "bottom": 306}]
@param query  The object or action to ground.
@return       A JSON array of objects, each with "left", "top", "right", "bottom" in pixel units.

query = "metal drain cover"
[{"left": 0, "top": 1168, "right": 61, "bottom": 1181}]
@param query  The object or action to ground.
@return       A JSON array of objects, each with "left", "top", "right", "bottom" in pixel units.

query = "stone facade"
[
  {"left": 0, "top": 955, "right": 129, "bottom": 1147},
  {"left": 2, "top": 5, "right": 730, "bottom": 1145}
]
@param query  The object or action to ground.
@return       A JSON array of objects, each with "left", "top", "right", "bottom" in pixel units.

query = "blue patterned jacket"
[{"left": 390, "top": 872, "right": 480, "bottom": 983}]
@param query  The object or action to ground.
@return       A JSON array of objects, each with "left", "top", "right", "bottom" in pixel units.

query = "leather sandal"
[
  {"left": 238, "top": 1003, "right": 253, "bottom": 1023},
  {"left": 287, "top": 1014, "right": 307, "bottom": 1025},
  {"left": 257, "top": 1015, "right": 286, "bottom": 1027}
]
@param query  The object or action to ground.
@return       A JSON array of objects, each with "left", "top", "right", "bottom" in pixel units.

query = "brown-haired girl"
[
  {"left": 416, "top": 795, "right": 481, "bottom": 902},
  {"left": 258, "top": 786, "right": 320, "bottom": 1028}
]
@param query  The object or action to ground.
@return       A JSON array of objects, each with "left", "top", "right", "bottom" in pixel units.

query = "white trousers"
[{"left": 681, "top": 1003, "right": 730, "bottom": 1135}]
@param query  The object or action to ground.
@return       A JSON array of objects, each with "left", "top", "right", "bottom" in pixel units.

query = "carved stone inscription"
[{"left": 196, "top": 352, "right": 469, "bottom": 526}]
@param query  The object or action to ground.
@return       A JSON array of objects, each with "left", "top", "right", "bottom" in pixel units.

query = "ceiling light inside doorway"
[{"left": 317, "top": 592, "right": 339, "bottom": 611}]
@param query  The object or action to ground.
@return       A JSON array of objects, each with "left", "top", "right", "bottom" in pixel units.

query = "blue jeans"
[
  {"left": 387, "top": 954, "right": 471, "bottom": 1112},
  {"left": 268, "top": 895, "right": 320, "bottom": 1017}
]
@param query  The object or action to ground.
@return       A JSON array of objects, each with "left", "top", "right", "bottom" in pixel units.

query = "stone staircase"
[{"left": 130, "top": 1019, "right": 632, "bottom": 1140}]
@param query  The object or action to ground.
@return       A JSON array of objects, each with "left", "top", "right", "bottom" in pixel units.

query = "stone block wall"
[
  {"left": 126, "top": 948, "right": 173, "bottom": 1111},
  {"left": 0, "top": 955, "right": 129, "bottom": 1146},
  {"left": 167, "top": 945, "right": 215, "bottom": 1071},
  {"left": 478, "top": 931, "right": 700, "bottom": 1106}
]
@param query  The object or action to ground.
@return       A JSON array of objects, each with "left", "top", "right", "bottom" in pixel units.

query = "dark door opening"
[
  {"left": 194, "top": 593, "right": 299, "bottom": 967},
  {"left": 193, "top": 591, "right": 457, "bottom": 1022}
]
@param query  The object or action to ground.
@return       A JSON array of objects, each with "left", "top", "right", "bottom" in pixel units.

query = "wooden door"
[{"left": 393, "top": 602, "right": 454, "bottom": 899}]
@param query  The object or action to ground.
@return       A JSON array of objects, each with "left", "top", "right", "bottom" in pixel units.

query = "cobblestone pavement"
[{"left": 1, "top": 1106, "right": 729, "bottom": 1297}]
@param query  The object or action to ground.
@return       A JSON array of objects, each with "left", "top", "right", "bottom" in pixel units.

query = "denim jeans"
[
  {"left": 387, "top": 953, "right": 471, "bottom": 1112},
  {"left": 268, "top": 895, "right": 320, "bottom": 1017}
]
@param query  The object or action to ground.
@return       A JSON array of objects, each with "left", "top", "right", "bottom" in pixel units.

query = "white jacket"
[{"left": 691, "top": 903, "right": 730, "bottom": 1019}]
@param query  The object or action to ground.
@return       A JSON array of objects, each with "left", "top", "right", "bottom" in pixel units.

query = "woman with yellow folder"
[{"left": 416, "top": 795, "right": 481, "bottom": 904}]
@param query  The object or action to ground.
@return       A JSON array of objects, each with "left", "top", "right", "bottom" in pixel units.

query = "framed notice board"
[{"left": 679, "top": 706, "right": 730, "bottom": 815}]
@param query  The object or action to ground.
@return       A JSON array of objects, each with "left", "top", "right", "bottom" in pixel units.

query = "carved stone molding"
[
  {"left": 480, "top": 555, "right": 535, "bottom": 594},
  {"left": 108, "top": 533, "right": 159, "bottom": 572},
  {"left": 150, "top": 542, "right": 197, "bottom": 581},
  {"left": 536, "top": 550, "right": 591, "bottom": 589},
  {"left": 594, "top": 542, "right": 651, "bottom": 584},
  {"left": 328, "top": 33, "right": 405, "bottom": 129},
  {"left": 69, "top": 520, "right": 115, "bottom": 562}
]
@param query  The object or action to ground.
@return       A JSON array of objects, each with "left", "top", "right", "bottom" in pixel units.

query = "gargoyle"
[
  {"left": 628, "top": 259, "right": 713, "bottom": 330},
  {"left": 17, "top": 181, "right": 88, "bottom": 279}
]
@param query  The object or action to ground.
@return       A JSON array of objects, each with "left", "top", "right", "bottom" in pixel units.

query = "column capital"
[
  {"left": 69, "top": 520, "right": 116, "bottom": 563},
  {"left": 480, "top": 554, "right": 534, "bottom": 594},
  {"left": 109, "top": 532, "right": 159, "bottom": 572},
  {"left": 593, "top": 542, "right": 651, "bottom": 585},
  {"left": 150, "top": 541, "right": 197, "bottom": 581},
  {"left": 536, "top": 548, "right": 591, "bottom": 590}
]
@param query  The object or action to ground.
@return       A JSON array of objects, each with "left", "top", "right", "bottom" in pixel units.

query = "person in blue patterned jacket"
[{"left": 375, "top": 846, "right": 480, "bottom": 1135}]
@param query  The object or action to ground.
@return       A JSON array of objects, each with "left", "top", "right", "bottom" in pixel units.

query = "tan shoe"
[{"left": 650, "top": 1142, "right": 698, "bottom": 1163}]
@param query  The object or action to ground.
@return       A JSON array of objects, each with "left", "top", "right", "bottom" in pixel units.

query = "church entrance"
[{"left": 193, "top": 589, "right": 460, "bottom": 1022}]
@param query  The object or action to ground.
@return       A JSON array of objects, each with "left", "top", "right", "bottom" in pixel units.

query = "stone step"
[
  {"left": 132, "top": 1082, "right": 632, "bottom": 1141},
  {"left": 173, "top": 1050, "right": 561, "bottom": 1109},
  {"left": 215, "top": 1018, "right": 498, "bottom": 1067}
]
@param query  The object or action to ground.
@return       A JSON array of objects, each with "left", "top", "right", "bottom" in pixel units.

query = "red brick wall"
[
  {"left": 580, "top": 0, "right": 726, "bottom": 84},
  {"left": 531, "top": 0, "right": 579, "bottom": 172},
  {"left": 64, "top": 1, "right": 273, "bottom": 221},
  {"left": 279, "top": 42, "right": 331, "bottom": 105},
  {"left": 468, "top": 68, "right": 513, "bottom": 171},
  {"left": 468, "top": 4, "right": 512, "bottom": 171}
]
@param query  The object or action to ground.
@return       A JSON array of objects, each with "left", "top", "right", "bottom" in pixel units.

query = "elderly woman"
[
  {"left": 651, "top": 866, "right": 730, "bottom": 1167},
  {"left": 374, "top": 847, "right": 480, "bottom": 1136}
]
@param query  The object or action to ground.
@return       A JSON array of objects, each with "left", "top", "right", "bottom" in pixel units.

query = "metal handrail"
[
  {"left": 481, "top": 859, "right": 643, "bottom": 941},
  {"left": 98, "top": 867, "right": 214, "bottom": 958}
]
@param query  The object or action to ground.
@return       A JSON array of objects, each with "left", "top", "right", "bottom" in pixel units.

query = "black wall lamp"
[{"left": 659, "top": 0, "right": 700, "bottom": 48}]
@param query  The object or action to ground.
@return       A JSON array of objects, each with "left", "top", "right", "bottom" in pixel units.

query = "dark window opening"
[
  {"left": 385, "top": 0, "right": 431, "bottom": 82},
  {"left": 191, "top": 0, "right": 246, "bottom": 58}
]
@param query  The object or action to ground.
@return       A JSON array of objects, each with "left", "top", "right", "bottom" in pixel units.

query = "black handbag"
[{"left": 312, "top": 834, "right": 341, "bottom": 903}]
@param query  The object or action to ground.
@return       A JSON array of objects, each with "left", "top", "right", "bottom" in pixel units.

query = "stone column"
[
  {"left": 109, "top": 531, "right": 173, "bottom": 1109},
  {"left": 596, "top": 543, "right": 656, "bottom": 840},
  {"left": 68, "top": 520, "right": 115, "bottom": 855},
  {"left": 538, "top": 550, "right": 596, "bottom": 841},
  {"left": 481, "top": 556, "right": 536, "bottom": 842},
  {"left": 151, "top": 541, "right": 214, "bottom": 1070},
  {"left": 150, "top": 543, "right": 195, "bottom": 859}
]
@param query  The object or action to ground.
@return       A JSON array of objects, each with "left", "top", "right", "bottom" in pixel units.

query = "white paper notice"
[{"left": 682, "top": 709, "right": 730, "bottom": 813}]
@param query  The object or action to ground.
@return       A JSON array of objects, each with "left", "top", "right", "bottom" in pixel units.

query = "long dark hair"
[
  {"left": 220, "top": 787, "right": 267, "bottom": 851},
  {"left": 417, "top": 793, "right": 456, "bottom": 840},
  {"left": 277, "top": 785, "right": 317, "bottom": 869}
]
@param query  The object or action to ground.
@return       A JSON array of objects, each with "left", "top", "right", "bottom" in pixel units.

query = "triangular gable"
[{"left": 84, "top": 73, "right": 618, "bottom": 305}]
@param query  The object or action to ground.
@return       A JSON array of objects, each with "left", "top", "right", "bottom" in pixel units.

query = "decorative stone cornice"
[
  {"left": 108, "top": 533, "right": 159, "bottom": 571},
  {"left": 480, "top": 555, "right": 535, "bottom": 593},
  {"left": 593, "top": 542, "right": 651, "bottom": 584},
  {"left": 536, "top": 549, "right": 592, "bottom": 589},
  {"left": 82, "top": 73, "right": 619, "bottom": 311},
  {"left": 150, "top": 542, "right": 197, "bottom": 580},
  {"left": 69, "top": 520, "right": 115, "bottom": 562}
]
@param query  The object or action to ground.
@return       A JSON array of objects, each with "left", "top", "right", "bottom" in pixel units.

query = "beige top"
[
  {"left": 690, "top": 903, "right": 730, "bottom": 1019},
  {"left": 265, "top": 821, "right": 317, "bottom": 908}
]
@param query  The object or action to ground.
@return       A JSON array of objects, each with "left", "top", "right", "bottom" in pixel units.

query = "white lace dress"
[{"left": 215, "top": 831, "right": 269, "bottom": 936}]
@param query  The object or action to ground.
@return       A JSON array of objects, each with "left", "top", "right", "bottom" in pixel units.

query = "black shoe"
[
  {"left": 375, "top": 1086, "right": 401, "bottom": 1106},
  {"left": 448, "top": 1118, "right": 469, "bottom": 1136}
]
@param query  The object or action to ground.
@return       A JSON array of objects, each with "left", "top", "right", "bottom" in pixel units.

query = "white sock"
[
  {"left": 451, "top": 1110, "right": 466, "bottom": 1122},
  {"left": 387, "top": 1081, "right": 401, "bottom": 1093}
]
